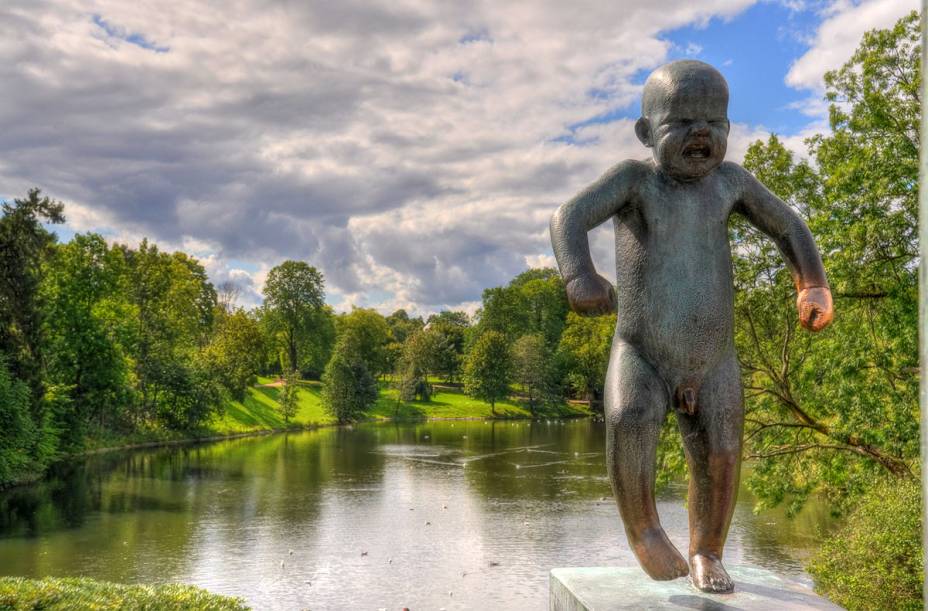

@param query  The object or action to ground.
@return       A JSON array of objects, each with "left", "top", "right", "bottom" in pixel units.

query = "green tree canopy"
[
  {"left": 511, "top": 333, "right": 550, "bottom": 415},
  {"left": 202, "top": 308, "right": 266, "bottom": 401},
  {"left": 477, "top": 268, "right": 568, "bottom": 347},
  {"left": 733, "top": 11, "right": 920, "bottom": 516},
  {"left": 322, "top": 338, "right": 378, "bottom": 423},
  {"left": 42, "top": 233, "right": 133, "bottom": 441},
  {"left": 262, "top": 261, "right": 327, "bottom": 376},
  {"left": 0, "top": 189, "right": 64, "bottom": 402},
  {"left": 556, "top": 312, "right": 614, "bottom": 407},
  {"left": 398, "top": 329, "right": 439, "bottom": 401},
  {"left": 463, "top": 331, "right": 511, "bottom": 413},
  {"left": 335, "top": 308, "right": 392, "bottom": 378}
]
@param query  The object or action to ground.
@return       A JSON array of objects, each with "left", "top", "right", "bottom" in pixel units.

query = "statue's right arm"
[{"left": 549, "top": 161, "right": 639, "bottom": 314}]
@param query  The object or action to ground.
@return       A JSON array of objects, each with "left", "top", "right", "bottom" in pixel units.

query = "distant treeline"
[{"left": 0, "top": 189, "right": 613, "bottom": 488}]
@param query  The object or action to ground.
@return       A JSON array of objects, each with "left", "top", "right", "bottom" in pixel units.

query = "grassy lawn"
[
  {"left": 0, "top": 576, "right": 247, "bottom": 610},
  {"left": 216, "top": 377, "right": 590, "bottom": 430},
  {"left": 83, "top": 377, "right": 590, "bottom": 452},
  {"left": 210, "top": 376, "right": 335, "bottom": 434},
  {"left": 369, "top": 383, "right": 591, "bottom": 421}
]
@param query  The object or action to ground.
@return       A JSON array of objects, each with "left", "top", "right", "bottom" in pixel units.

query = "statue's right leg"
[{"left": 604, "top": 340, "right": 688, "bottom": 580}]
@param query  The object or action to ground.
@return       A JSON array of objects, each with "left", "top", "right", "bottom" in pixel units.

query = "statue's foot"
[
  {"left": 689, "top": 553, "right": 733, "bottom": 593},
  {"left": 629, "top": 527, "right": 689, "bottom": 580}
]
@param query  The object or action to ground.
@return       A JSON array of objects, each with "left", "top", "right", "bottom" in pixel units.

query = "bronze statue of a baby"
[{"left": 550, "top": 60, "right": 833, "bottom": 593}]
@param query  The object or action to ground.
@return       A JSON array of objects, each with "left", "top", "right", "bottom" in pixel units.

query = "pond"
[{"left": 0, "top": 419, "right": 834, "bottom": 610}]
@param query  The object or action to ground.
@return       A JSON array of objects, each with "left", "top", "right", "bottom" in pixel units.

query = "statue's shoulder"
[
  {"left": 715, "top": 160, "right": 750, "bottom": 183},
  {"left": 599, "top": 158, "right": 653, "bottom": 190}
]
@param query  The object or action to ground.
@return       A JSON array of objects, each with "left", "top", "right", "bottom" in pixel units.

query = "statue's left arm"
[{"left": 733, "top": 166, "right": 833, "bottom": 332}]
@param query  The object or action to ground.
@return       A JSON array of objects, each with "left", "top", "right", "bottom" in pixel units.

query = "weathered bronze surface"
[{"left": 549, "top": 60, "right": 833, "bottom": 594}]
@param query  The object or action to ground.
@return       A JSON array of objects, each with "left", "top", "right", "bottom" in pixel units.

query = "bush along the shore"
[
  {"left": 0, "top": 577, "right": 248, "bottom": 611},
  {"left": 807, "top": 477, "right": 923, "bottom": 611}
]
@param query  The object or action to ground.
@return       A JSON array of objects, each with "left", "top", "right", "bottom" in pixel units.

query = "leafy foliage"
[
  {"left": 733, "top": 11, "right": 919, "bottom": 516},
  {"left": 427, "top": 311, "right": 469, "bottom": 384},
  {"left": 0, "top": 189, "right": 64, "bottom": 400},
  {"left": 807, "top": 477, "right": 922, "bottom": 610},
  {"left": 335, "top": 308, "right": 393, "bottom": 378},
  {"left": 556, "top": 312, "right": 614, "bottom": 407},
  {"left": 262, "top": 261, "right": 329, "bottom": 376},
  {"left": 511, "top": 334, "right": 551, "bottom": 415},
  {"left": 322, "top": 340, "right": 378, "bottom": 423},
  {"left": 278, "top": 370, "right": 300, "bottom": 425},
  {"left": 202, "top": 309, "right": 266, "bottom": 400},
  {"left": 477, "top": 268, "right": 568, "bottom": 347},
  {"left": 0, "top": 357, "right": 39, "bottom": 485},
  {"left": 397, "top": 329, "right": 438, "bottom": 402},
  {"left": 42, "top": 234, "right": 133, "bottom": 443},
  {"left": 0, "top": 576, "right": 248, "bottom": 610},
  {"left": 0, "top": 190, "right": 64, "bottom": 481},
  {"left": 463, "top": 331, "right": 512, "bottom": 412}
]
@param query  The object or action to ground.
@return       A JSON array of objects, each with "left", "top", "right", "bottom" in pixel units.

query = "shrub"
[
  {"left": 807, "top": 476, "right": 923, "bottom": 610},
  {"left": 0, "top": 576, "right": 248, "bottom": 610}
]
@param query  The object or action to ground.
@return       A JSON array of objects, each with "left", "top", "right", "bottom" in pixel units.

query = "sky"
[{"left": 0, "top": 0, "right": 918, "bottom": 317}]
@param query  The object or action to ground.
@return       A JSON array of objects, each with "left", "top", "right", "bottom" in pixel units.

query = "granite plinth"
[{"left": 549, "top": 566, "right": 841, "bottom": 610}]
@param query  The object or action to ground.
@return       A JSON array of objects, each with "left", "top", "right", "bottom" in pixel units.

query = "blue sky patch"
[
  {"left": 92, "top": 15, "right": 170, "bottom": 53},
  {"left": 562, "top": 2, "right": 824, "bottom": 140}
]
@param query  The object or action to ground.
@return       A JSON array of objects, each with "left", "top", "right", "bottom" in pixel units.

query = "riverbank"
[{"left": 73, "top": 377, "right": 592, "bottom": 459}]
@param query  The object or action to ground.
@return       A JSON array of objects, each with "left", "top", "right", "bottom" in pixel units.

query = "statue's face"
[{"left": 647, "top": 83, "right": 729, "bottom": 181}]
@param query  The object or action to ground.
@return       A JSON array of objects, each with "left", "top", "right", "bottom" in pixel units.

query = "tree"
[
  {"left": 427, "top": 311, "right": 469, "bottom": 384},
  {"left": 278, "top": 369, "right": 299, "bottom": 425},
  {"left": 463, "top": 331, "right": 511, "bottom": 414},
  {"left": 477, "top": 269, "right": 568, "bottom": 347},
  {"left": 122, "top": 240, "right": 220, "bottom": 429},
  {"left": 0, "top": 189, "right": 64, "bottom": 479},
  {"left": 807, "top": 477, "right": 922, "bottom": 610},
  {"left": 732, "top": 11, "right": 920, "bottom": 518},
  {"left": 511, "top": 334, "right": 552, "bottom": 415},
  {"left": 556, "top": 312, "right": 614, "bottom": 408},
  {"left": 0, "top": 356, "right": 40, "bottom": 485},
  {"left": 335, "top": 308, "right": 392, "bottom": 378},
  {"left": 322, "top": 340, "right": 378, "bottom": 423},
  {"left": 202, "top": 308, "right": 265, "bottom": 400},
  {"left": 385, "top": 309, "right": 424, "bottom": 344},
  {"left": 0, "top": 189, "right": 64, "bottom": 404},
  {"left": 397, "top": 329, "right": 438, "bottom": 401},
  {"left": 262, "top": 261, "right": 326, "bottom": 376},
  {"left": 42, "top": 233, "right": 133, "bottom": 442}
]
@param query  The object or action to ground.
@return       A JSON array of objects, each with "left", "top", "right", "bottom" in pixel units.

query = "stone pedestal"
[{"left": 549, "top": 566, "right": 841, "bottom": 610}]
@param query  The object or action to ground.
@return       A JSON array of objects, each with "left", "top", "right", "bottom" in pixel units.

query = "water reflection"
[{"left": 0, "top": 420, "right": 833, "bottom": 610}]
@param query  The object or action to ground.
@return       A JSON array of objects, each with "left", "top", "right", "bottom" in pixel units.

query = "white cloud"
[
  {"left": 3, "top": 0, "right": 770, "bottom": 315},
  {"left": 786, "top": 0, "right": 918, "bottom": 93},
  {"left": 684, "top": 42, "right": 704, "bottom": 55}
]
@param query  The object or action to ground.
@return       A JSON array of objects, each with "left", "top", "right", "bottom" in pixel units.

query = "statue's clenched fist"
[
  {"left": 797, "top": 286, "right": 833, "bottom": 332},
  {"left": 565, "top": 273, "right": 617, "bottom": 315}
]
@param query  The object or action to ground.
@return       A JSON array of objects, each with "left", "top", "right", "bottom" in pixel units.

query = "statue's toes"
[{"left": 689, "top": 554, "right": 734, "bottom": 593}]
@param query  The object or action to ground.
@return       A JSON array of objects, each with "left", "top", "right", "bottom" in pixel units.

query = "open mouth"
[{"left": 682, "top": 143, "right": 711, "bottom": 159}]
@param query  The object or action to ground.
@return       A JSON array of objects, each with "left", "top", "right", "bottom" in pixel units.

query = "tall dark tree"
[{"left": 0, "top": 189, "right": 64, "bottom": 404}]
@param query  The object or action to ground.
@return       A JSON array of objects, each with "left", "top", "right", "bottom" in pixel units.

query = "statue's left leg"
[{"left": 675, "top": 352, "right": 743, "bottom": 593}]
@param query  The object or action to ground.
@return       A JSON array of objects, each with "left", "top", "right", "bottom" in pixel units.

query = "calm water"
[{"left": 0, "top": 420, "right": 833, "bottom": 610}]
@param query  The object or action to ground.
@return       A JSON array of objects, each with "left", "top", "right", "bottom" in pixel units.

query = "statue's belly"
[{"left": 613, "top": 228, "right": 735, "bottom": 384}]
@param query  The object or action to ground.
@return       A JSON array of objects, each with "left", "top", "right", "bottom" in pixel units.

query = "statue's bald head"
[
  {"left": 641, "top": 60, "right": 729, "bottom": 118},
  {"left": 635, "top": 60, "right": 730, "bottom": 180}
]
